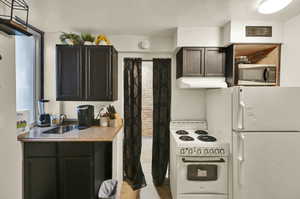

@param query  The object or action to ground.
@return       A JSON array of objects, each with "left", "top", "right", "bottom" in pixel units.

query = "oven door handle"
[
  {"left": 263, "top": 68, "right": 268, "bottom": 82},
  {"left": 182, "top": 158, "right": 225, "bottom": 163}
]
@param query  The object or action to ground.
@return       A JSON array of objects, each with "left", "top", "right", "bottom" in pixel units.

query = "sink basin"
[{"left": 42, "top": 125, "right": 78, "bottom": 134}]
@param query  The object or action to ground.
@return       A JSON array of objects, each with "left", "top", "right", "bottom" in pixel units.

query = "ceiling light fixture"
[{"left": 258, "top": 0, "right": 293, "bottom": 14}]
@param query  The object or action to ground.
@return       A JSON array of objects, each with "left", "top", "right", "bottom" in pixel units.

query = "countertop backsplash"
[{"left": 45, "top": 101, "right": 114, "bottom": 120}]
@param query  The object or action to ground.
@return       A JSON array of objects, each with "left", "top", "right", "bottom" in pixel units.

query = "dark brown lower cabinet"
[
  {"left": 59, "top": 157, "right": 93, "bottom": 199},
  {"left": 24, "top": 158, "right": 58, "bottom": 199},
  {"left": 24, "top": 142, "right": 112, "bottom": 199}
]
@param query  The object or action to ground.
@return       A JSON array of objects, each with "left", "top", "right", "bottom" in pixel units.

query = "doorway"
[
  {"left": 140, "top": 61, "right": 157, "bottom": 198},
  {"left": 122, "top": 58, "right": 172, "bottom": 199}
]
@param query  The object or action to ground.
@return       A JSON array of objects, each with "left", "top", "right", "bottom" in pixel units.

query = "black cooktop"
[
  {"left": 176, "top": 130, "right": 189, "bottom": 135},
  {"left": 197, "top": 135, "right": 217, "bottom": 142},
  {"left": 179, "top": 135, "right": 194, "bottom": 141}
]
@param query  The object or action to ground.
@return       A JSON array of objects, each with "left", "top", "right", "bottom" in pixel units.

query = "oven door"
[
  {"left": 178, "top": 156, "right": 228, "bottom": 194},
  {"left": 238, "top": 64, "right": 276, "bottom": 86}
]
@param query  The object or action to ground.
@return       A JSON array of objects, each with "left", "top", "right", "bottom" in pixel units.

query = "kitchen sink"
[{"left": 42, "top": 125, "right": 78, "bottom": 134}]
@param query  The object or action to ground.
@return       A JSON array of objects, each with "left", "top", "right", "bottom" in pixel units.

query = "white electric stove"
[{"left": 170, "top": 121, "right": 230, "bottom": 199}]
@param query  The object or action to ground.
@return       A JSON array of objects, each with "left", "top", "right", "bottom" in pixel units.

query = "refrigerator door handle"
[
  {"left": 238, "top": 101, "right": 246, "bottom": 130},
  {"left": 237, "top": 134, "right": 245, "bottom": 186}
]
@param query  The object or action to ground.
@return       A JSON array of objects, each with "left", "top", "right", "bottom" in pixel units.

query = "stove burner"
[
  {"left": 195, "top": 130, "right": 208, "bottom": 135},
  {"left": 198, "top": 135, "right": 217, "bottom": 142},
  {"left": 176, "top": 130, "right": 189, "bottom": 135},
  {"left": 179, "top": 135, "right": 194, "bottom": 141}
]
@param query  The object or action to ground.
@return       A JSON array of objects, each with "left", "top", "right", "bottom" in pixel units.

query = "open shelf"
[
  {"left": 233, "top": 44, "right": 281, "bottom": 86},
  {"left": 235, "top": 44, "right": 278, "bottom": 57},
  {"left": 0, "top": 18, "right": 31, "bottom": 36},
  {"left": 0, "top": 0, "right": 31, "bottom": 36}
]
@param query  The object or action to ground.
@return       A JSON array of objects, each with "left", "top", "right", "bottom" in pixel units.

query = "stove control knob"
[
  {"left": 196, "top": 148, "right": 202, "bottom": 155},
  {"left": 188, "top": 148, "right": 193, "bottom": 155},
  {"left": 215, "top": 149, "right": 220, "bottom": 154},
  {"left": 209, "top": 149, "right": 214, "bottom": 154},
  {"left": 220, "top": 149, "right": 225, "bottom": 154},
  {"left": 204, "top": 149, "right": 209, "bottom": 154},
  {"left": 180, "top": 148, "right": 185, "bottom": 155}
]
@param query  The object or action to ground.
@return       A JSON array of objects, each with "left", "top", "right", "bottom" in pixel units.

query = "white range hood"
[{"left": 177, "top": 77, "right": 228, "bottom": 88}]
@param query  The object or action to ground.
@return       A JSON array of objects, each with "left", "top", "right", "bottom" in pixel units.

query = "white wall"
[
  {"left": 44, "top": 32, "right": 205, "bottom": 120},
  {"left": 109, "top": 35, "right": 174, "bottom": 53},
  {"left": 0, "top": 34, "right": 22, "bottom": 199},
  {"left": 223, "top": 20, "right": 284, "bottom": 46},
  {"left": 281, "top": 14, "right": 300, "bottom": 86},
  {"left": 175, "top": 27, "right": 224, "bottom": 47},
  {"left": 171, "top": 56, "right": 206, "bottom": 120}
]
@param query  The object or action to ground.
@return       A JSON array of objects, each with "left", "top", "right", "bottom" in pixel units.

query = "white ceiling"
[{"left": 27, "top": 0, "right": 300, "bottom": 35}]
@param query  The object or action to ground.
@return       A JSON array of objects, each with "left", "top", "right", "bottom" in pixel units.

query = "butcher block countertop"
[{"left": 17, "top": 124, "right": 123, "bottom": 142}]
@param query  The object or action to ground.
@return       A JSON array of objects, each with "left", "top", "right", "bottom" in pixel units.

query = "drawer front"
[
  {"left": 58, "top": 143, "right": 93, "bottom": 156},
  {"left": 24, "top": 143, "right": 56, "bottom": 157}
]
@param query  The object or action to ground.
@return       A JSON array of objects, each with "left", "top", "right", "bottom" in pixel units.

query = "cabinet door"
[
  {"left": 183, "top": 48, "right": 205, "bottom": 76},
  {"left": 59, "top": 157, "right": 93, "bottom": 199},
  {"left": 85, "top": 46, "right": 111, "bottom": 101},
  {"left": 56, "top": 45, "right": 83, "bottom": 100},
  {"left": 205, "top": 48, "right": 225, "bottom": 77},
  {"left": 111, "top": 48, "right": 118, "bottom": 100},
  {"left": 24, "top": 158, "right": 58, "bottom": 199}
]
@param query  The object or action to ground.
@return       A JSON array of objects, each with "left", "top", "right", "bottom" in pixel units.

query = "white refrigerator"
[{"left": 206, "top": 87, "right": 300, "bottom": 199}]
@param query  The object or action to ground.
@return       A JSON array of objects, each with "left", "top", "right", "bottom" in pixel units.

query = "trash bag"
[{"left": 98, "top": 179, "right": 118, "bottom": 199}]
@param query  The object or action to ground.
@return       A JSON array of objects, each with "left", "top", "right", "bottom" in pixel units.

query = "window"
[{"left": 15, "top": 35, "right": 40, "bottom": 123}]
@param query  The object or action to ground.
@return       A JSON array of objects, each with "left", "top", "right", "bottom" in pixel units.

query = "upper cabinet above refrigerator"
[{"left": 225, "top": 44, "right": 281, "bottom": 87}]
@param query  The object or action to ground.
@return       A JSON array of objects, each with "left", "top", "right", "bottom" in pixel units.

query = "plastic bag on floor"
[{"left": 98, "top": 179, "right": 118, "bottom": 199}]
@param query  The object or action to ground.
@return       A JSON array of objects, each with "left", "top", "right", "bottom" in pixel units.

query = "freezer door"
[
  {"left": 233, "top": 87, "right": 300, "bottom": 131},
  {"left": 233, "top": 132, "right": 300, "bottom": 199}
]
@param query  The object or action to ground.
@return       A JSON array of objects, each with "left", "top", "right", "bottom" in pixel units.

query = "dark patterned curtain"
[
  {"left": 152, "top": 58, "right": 172, "bottom": 186},
  {"left": 123, "top": 58, "right": 147, "bottom": 190}
]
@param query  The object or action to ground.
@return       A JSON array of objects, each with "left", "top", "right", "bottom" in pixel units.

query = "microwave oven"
[{"left": 237, "top": 64, "right": 277, "bottom": 86}]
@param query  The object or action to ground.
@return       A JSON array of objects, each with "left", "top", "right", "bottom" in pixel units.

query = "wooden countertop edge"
[{"left": 17, "top": 124, "right": 123, "bottom": 142}]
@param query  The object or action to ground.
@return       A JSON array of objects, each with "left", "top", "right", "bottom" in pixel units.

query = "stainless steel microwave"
[{"left": 237, "top": 64, "right": 277, "bottom": 86}]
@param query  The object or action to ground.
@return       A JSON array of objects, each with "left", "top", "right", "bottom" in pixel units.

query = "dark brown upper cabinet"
[
  {"left": 56, "top": 45, "right": 118, "bottom": 101},
  {"left": 176, "top": 47, "right": 225, "bottom": 78},
  {"left": 205, "top": 48, "right": 225, "bottom": 77},
  {"left": 56, "top": 45, "right": 83, "bottom": 101}
]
